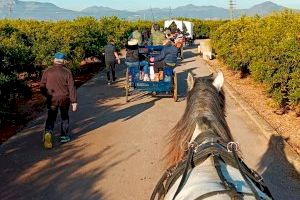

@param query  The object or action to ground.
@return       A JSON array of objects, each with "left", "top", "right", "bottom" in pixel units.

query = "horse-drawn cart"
[{"left": 125, "top": 46, "right": 178, "bottom": 102}]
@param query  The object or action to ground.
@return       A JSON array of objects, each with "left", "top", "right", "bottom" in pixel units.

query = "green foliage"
[
  {"left": 211, "top": 11, "right": 300, "bottom": 107},
  {"left": 192, "top": 19, "right": 227, "bottom": 39},
  {"left": 0, "top": 23, "right": 34, "bottom": 74},
  {"left": 98, "top": 16, "right": 132, "bottom": 50}
]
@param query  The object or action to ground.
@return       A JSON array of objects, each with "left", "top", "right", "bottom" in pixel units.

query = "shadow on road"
[
  {"left": 258, "top": 135, "right": 300, "bottom": 200},
  {"left": 175, "top": 67, "right": 198, "bottom": 101},
  {"left": 182, "top": 49, "right": 200, "bottom": 60},
  {"left": 0, "top": 140, "right": 135, "bottom": 200},
  {"left": 0, "top": 49, "right": 204, "bottom": 199},
  {"left": 70, "top": 61, "right": 160, "bottom": 136}
]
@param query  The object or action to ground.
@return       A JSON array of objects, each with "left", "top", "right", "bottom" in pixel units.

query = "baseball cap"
[{"left": 54, "top": 52, "right": 66, "bottom": 59}]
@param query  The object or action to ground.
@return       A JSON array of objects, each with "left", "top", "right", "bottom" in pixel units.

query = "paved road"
[{"left": 0, "top": 45, "right": 299, "bottom": 200}]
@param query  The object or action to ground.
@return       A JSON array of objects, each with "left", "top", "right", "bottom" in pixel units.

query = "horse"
[{"left": 151, "top": 72, "right": 273, "bottom": 200}]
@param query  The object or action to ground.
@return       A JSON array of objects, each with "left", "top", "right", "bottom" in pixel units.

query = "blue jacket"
[{"left": 154, "top": 45, "right": 177, "bottom": 64}]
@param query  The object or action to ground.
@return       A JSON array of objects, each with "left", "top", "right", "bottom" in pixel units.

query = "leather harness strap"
[
  {"left": 171, "top": 147, "right": 194, "bottom": 200},
  {"left": 231, "top": 149, "right": 262, "bottom": 200},
  {"left": 212, "top": 155, "right": 243, "bottom": 200}
]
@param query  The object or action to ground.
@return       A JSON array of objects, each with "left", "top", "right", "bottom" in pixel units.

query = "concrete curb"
[{"left": 206, "top": 62, "right": 300, "bottom": 173}]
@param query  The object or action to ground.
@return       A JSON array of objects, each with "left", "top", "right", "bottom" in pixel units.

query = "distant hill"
[
  {"left": 244, "top": 1, "right": 285, "bottom": 16},
  {"left": 0, "top": 1, "right": 294, "bottom": 20},
  {"left": 0, "top": 0, "right": 81, "bottom": 20},
  {"left": 170, "top": 5, "right": 229, "bottom": 19},
  {"left": 81, "top": 6, "right": 135, "bottom": 19}
]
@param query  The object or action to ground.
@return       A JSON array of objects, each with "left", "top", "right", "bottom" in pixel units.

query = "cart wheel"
[
  {"left": 125, "top": 68, "right": 129, "bottom": 102},
  {"left": 173, "top": 72, "right": 178, "bottom": 102}
]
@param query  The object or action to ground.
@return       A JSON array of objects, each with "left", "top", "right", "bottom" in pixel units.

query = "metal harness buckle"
[
  {"left": 188, "top": 141, "right": 201, "bottom": 153},
  {"left": 227, "top": 141, "right": 239, "bottom": 152}
]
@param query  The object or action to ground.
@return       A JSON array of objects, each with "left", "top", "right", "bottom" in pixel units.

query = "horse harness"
[{"left": 150, "top": 131, "right": 273, "bottom": 200}]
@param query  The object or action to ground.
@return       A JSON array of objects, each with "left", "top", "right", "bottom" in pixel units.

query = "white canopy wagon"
[{"left": 164, "top": 19, "right": 194, "bottom": 44}]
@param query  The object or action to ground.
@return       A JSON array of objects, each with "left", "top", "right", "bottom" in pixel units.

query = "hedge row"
[
  {"left": 192, "top": 19, "right": 227, "bottom": 38},
  {"left": 211, "top": 11, "right": 300, "bottom": 107}
]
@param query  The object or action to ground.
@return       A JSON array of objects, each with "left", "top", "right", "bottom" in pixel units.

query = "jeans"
[{"left": 126, "top": 61, "right": 149, "bottom": 75}]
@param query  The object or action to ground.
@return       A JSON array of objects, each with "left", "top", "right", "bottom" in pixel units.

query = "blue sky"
[{"left": 21, "top": 0, "right": 300, "bottom": 11}]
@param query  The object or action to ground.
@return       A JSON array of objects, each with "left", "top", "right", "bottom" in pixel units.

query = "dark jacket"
[
  {"left": 125, "top": 44, "right": 139, "bottom": 62},
  {"left": 154, "top": 45, "right": 178, "bottom": 64},
  {"left": 40, "top": 64, "right": 77, "bottom": 103}
]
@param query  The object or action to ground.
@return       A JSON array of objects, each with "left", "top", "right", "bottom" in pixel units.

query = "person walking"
[
  {"left": 104, "top": 38, "right": 120, "bottom": 85},
  {"left": 175, "top": 33, "right": 184, "bottom": 60},
  {"left": 40, "top": 52, "right": 77, "bottom": 149}
]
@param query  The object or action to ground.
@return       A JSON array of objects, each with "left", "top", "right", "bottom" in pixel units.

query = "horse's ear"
[
  {"left": 213, "top": 71, "right": 224, "bottom": 91},
  {"left": 187, "top": 72, "right": 195, "bottom": 91}
]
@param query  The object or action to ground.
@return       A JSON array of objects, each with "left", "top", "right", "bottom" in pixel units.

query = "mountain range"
[{"left": 0, "top": 1, "right": 294, "bottom": 20}]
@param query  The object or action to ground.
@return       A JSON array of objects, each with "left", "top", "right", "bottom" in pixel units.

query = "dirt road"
[{"left": 0, "top": 45, "right": 299, "bottom": 200}]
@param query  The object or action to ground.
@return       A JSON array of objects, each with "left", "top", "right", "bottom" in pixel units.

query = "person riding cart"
[
  {"left": 128, "top": 28, "right": 143, "bottom": 46},
  {"left": 150, "top": 24, "right": 165, "bottom": 46},
  {"left": 125, "top": 39, "right": 150, "bottom": 81},
  {"left": 150, "top": 39, "right": 177, "bottom": 81}
]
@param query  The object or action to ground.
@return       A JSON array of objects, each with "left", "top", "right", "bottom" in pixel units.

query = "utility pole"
[
  {"left": 150, "top": 6, "right": 154, "bottom": 22},
  {"left": 229, "top": 0, "right": 235, "bottom": 20},
  {"left": 4, "top": 0, "right": 15, "bottom": 18}
]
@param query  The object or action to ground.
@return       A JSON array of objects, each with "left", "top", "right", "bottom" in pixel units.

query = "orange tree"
[
  {"left": 0, "top": 22, "right": 33, "bottom": 124},
  {"left": 212, "top": 11, "right": 300, "bottom": 108}
]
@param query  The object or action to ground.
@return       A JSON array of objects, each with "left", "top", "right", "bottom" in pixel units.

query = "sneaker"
[
  {"left": 107, "top": 81, "right": 111, "bottom": 85},
  {"left": 43, "top": 131, "right": 53, "bottom": 149},
  {"left": 60, "top": 135, "right": 71, "bottom": 143}
]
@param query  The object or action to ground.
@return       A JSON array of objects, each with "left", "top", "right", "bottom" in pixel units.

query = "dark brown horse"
[{"left": 151, "top": 72, "right": 273, "bottom": 200}]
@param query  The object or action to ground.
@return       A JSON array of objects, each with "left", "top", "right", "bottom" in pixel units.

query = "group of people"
[
  {"left": 39, "top": 24, "right": 185, "bottom": 149},
  {"left": 128, "top": 24, "right": 185, "bottom": 52},
  {"left": 124, "top": 24, "right": 184, "bottom": 82}
]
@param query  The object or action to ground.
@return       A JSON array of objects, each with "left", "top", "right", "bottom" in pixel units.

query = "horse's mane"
[{"left": 165, "top": 75, "right": 234, "bottom": 168}]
